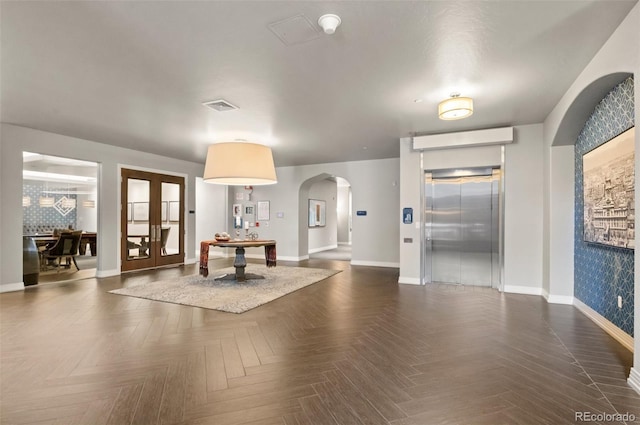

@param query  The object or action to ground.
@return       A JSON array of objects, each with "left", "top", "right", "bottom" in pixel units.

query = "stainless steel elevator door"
[
  {"left": 431, "top": 178, "right": 462, "bottom": 284},
  {"left": 425, "top": 169, "right": 499, "bottom": 286},
  {"left": 459, "top": 176, "right": 493, "bottom": 285}
]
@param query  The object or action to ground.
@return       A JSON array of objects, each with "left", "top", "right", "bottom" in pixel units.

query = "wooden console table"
[{"left": 200, "top": 239, "right": 276, "bottom": 282}]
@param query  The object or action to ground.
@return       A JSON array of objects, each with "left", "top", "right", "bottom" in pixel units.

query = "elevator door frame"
[{"left": 421, "top": 166, "right": 504, "bottom": 290}]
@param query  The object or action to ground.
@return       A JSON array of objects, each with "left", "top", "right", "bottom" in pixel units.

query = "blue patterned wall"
[
  {"left": 23, "top": 183, "right": 77, "bottom": 232},
  {"left": 575, "top": 77, "right": 635, "bottom": 336}
]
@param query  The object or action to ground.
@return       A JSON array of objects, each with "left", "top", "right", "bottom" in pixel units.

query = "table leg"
[
  {"left": 234, "top": 247, "right": 246, "bottom": 282},
  {"left": 214, "top": 246, "right": 265, "bottom": 283}
]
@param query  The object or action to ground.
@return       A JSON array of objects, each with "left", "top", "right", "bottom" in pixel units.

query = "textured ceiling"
[{"left": 1, "top": 1, "right": 636, "bottom": 167}]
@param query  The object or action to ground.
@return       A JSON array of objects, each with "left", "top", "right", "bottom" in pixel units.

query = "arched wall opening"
[{"left": 298, "top": 173, "right": 352, "bottom": 260}]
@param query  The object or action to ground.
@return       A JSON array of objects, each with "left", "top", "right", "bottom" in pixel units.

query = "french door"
[{"left": 121, "top": 169, "right": 185, "bottom": 272}]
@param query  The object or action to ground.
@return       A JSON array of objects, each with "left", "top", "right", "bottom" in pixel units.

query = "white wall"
[
  {"left": 337, "top": 185, "right": 351, "bottom": 244},
  {"left": 308, "top": 179, "right": 338, "bottom": 253},
  {"left": 503, "top": 125, "right": 545, "bottom": 293},
  {"left": 231, "top": 158, "right": 400, "bottom": 266},
  {"left": 75, "top": 190, "right": 98, "bottom": 233},
  {"left": 547, "top": 145, "right": 575, "bottom": 303},
  {"left": 399, "top": 138, "right": 424, "bottom": 284},
  {"left": 195, "top": 177, "right": 227, "bottom": 256},
  {"left": 1, "top": 124, "right": 204, "bottom": 291},
  {"left": 399, "top": 124, "right": 545, "bottom": 293}
]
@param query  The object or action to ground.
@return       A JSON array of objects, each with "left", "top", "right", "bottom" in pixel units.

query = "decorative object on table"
[
  {"left": 308, "top": 199, "right": 326, "bottom": 227},
  {"left": 109, "top": 265, "right": 340, "bottom": 313},
  {"left": 582, "top": 126, "right": 635, "bottom": 249},
  {"left": 202, "top": 142, "right": 277, "bottom": 186},
  {"left": 214, "top": 232, "right": 230, "bottom": 241}
]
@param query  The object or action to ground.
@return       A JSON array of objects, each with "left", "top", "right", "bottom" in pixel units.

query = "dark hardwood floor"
[{"left": 1, "top": 258, "right": 638, "bottom": 424}]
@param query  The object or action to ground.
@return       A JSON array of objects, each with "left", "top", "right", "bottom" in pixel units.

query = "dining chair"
[{"left": 44, "top": 230, "right": 83, "bottom": 272}]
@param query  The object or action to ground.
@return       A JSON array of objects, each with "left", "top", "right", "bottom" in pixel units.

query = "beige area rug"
[{"left": 109, "top": 265, "right": 340, "bottom": 313}]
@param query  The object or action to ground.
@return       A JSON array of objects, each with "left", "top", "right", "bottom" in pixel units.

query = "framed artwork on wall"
[
  {"left": 257, "top": 201, "right": 270, "bottom": 221},
  {"left": 132, "top": 202, "right": 149, "bottom": 222},
  {"left": 233, "top": 204, "right": 242, "bottom": 217},
  {"left": 169, "top": 201, "right": 180, "bottom": 222},
  {"left": 308, "top": 199, "right": 326, "bottom": 227},
  {"left": 583, "top": 126, "right": 635, "bottom": 249}
]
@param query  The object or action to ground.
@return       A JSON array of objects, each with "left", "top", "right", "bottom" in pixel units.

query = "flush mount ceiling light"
[
  {"left": 318, "top": 14, "right": 341, "bottom": 34},
  {"left": 438, "top": 93, "right": 474, "bottom": 120},
  {"left": 203, "top": 142, "right": 277, "bottom": 186}
]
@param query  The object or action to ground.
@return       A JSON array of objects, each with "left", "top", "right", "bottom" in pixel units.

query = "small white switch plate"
[{"left": 617, "top": 296, "right": 622, "bottom": 309}]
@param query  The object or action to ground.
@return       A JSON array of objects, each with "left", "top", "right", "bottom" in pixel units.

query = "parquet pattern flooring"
[{"left": 1, "top": 258, "right": 639, "bottom": 424}]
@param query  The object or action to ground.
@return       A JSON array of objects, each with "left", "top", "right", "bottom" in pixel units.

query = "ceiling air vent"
[{"left": 202, "top": 99, "right": 238, "bottom": 112}]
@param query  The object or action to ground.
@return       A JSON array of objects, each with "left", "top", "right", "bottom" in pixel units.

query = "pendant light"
[
  {"left": 203, "top": 142, "right": 277, "bottom": 186},
  {"left": 39, "top": 182, "right": 54, "bottom": 207}
]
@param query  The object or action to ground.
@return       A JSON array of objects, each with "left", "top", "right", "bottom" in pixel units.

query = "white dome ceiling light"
[
  {"left": 438, "top": 93, "right": 474, "bottom": 120},
  {"left": 318, "top": 14, "right": 341, "bottom": 35}
]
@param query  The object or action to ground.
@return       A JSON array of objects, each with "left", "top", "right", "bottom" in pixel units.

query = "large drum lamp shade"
[{"left": 203, "top": 142, "right": 277, "bottom": 185}]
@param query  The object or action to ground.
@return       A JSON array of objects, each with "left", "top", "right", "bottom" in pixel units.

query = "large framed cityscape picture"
[{"left": 583, "top": 126, "right": 635, "bottom": 249}]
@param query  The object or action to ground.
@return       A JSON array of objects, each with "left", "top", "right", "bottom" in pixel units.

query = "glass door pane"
[
  {"left": 156, "top": 178, "right": 184, "bottom": 267},
  {"left": 122, "top": 171, "right": 155, "bottom": 271},
  {"left": 128, "top": 179, "right": 151, "bottom": 260}
]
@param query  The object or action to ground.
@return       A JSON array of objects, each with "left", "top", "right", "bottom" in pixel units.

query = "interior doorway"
[
  {"left": 121, "top": 168, "right": 185, "bottom": 272},
  {"left": 305, "top": 175, "right": 352, "bottom": 261},
  {"left": 22, "top": 152, "right": 98, "bottom": 284},
  {"left": 423, "top": 167, "right": 501, "bottom": 287}
]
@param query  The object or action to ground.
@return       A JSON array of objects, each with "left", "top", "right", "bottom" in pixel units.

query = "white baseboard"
[
  {"left": 309, "top": 244, "right": 338, "bottom": 254},
  {"left": 628, "top": 368, "right": 640, "bottom": 395},
  {"left": 96, "top": 269, "right": 120, "bottom": 278},
  {"left": 542, "top": 290, "right": 575, "bottom": 305},
  {"left": 350, "top": 260, "right": 400, "bottom": 268},
  {"left": 503, "top": 285, "right": 543, "bottom": 296},
  {"left": 0, "top": 282, "right": 25, "bottom": 293},
  {"left": 338, "top": 242, "right": 351, "bottom": 246},
  {"left": 279, "top": 255, "right": 308, "bottom": 262},
  {"left": 398, "top": 276, "right": 421, "bottom": 285},
  {"left": 573, "top": 298, "right": 633, "bottom": 352},
  {"left": 184, "top": 257, "right": 197, "bottom": 265}
]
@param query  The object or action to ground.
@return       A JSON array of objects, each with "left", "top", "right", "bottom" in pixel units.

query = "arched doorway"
[{"left": 298, "top": 173, "right": 352, "bottom": 261}]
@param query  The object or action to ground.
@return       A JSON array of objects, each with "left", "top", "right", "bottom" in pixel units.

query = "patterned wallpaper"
[
  {"left": 575, "top": 77, "right": 635, "bottom": 336},
  {"left": 23, "top": 183, "right": 77, "bottom": 232}
]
